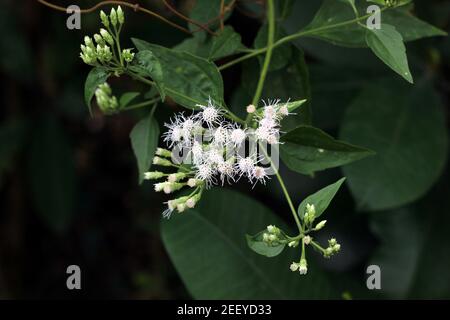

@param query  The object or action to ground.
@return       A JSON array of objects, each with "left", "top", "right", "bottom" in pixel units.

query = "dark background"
[{"left": 0, "top": 0, "right": 449, "bottom": 299}]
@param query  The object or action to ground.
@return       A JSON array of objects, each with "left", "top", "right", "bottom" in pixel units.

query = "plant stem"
[
  {"left": 311, "top": 240, "right": 326, "bottom": 255},
  {"left": 250, "top": 0, "right": 275, "bottom": 108},
  {"left": 259, "top": 143, "right": 303, "bottom": 233},
  {"left": 122, "top": 97, "right": 160, "bottom": 111}
]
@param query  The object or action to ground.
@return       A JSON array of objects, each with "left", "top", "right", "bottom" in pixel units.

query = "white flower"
[
  {"left": 259, "top": 117, "right": 278, "bottom": 129},
  {"left": 303, "top": 235, "right": 311, "bottom": 245},
  {"left": 212, "top": 125, "right": 229, "bottom": 146},
  {"left": 195, "top": 163, "right": 216, "bottom": 187},
  {"left": 251, "top": 166, "right": 269, "bottom": 184},
  {"left": 230, "top": 127, "right": 247, "bottom": 147},
  {"left": 206, "top": 148, "right": 224, "bottom": 165},
  {"left": 191, "top": 141, "right": 204, "bottom": 165},
  {"left": 195, "top": 98, "right": 222, "bottom": 128},
  {"left": 236, "top": 155, "right": 257, "bottom": 179},
  {"left": 217, "top": 160, "right": 236, "bottom": 184},
  {"left": 290, "top": 262, "right": 299, "bottom": 272},
  {"left": 163, "top": 117, "right": 183, "bottom": 147},
  {"left": 181, "top": 117, "right": 196, "bottom": 145},
  {"left": 299, "top": 259, "right": 308, "bottom": 275}
]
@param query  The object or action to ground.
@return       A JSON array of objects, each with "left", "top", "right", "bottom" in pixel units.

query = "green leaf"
[
  {"left": 129, "top": 50, "right": 166, "bottom": 101},
  {"left": 254, "top": 24, "right": 292, "bottom": 71},
  {"left": 209, "top": 26, "right": 245, "bottom": 60},
  {"left": 28, "top": 114, "right": 77, "bottom": 233},
  {"left": 84, "top": 67, "right": 110, "bottom": 113},
  {"left": 161, "top": 189, "right": 336, "bottom": 299},
  {"left": 119, "top": 92, "right": 140, "bottom": 108},
  {"left": 301, "top": 1, "right": 446, "bottom": 47},
  {"left": 130, "top": 111, "right": 160, "bottom": 184},
  {"left": 133, "top": 39, "right": 225, "bottom": 110},
  {"left": 297, "top": 178, "right": 346, "bottom": 220},
  {"left": 246, "top": 232, "right": 286, "bottom": 258},
  {"left": 340, "top": 78, "right": 448, "bottom": 211},
  {"left": 365, "top": 24, "right": 413, "bottom": 83},
  {"left": 280, "top": 125, "right": 375, "bottom": 175}
]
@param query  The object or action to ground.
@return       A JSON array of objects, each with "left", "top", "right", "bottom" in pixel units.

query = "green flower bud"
[
  {"left": 117, "top": 6, "right": 124, "bottom": 24},
  {"left": 333, "top": 244, "right": 341, "bottom": 253},
  {"left": 328, "top": 238, "right": 337, "bottom": 247},
  {"left": 168, "top": 172, "right": 187, "bottom": 183},
  {"left": 187, "top": 178, "right": 202, "bottom": 188},
  {"left": 262, "top": 233, "right": 270, "bottom": 242},
  {"left": 266, "top": 225, "right": 280, "bottom": 235},
  {"left": 95, "top": 83, "right": 118, "bottom": 113},
  {"left": 143, "top": 171, "right": 165, "bottom": 180},
  {"left": 156, "top": 148, "right": 172, "bottom": 158},
  {"left": 186, "top": 193, "right": 201, "bottom": 209},
  {"left": 110, "top": 8, "right": 118, "bottom": 26},
  {"left": 152, "top": 156, "right": 173, "bottom": 167},
  {"left": 122, "top": 48, "right": 135, "bottom": 63},
  {"left": 94, "top": 33, "right": 105, "bottom": 45},
  {"left": 314, "top": 220, "right": 327, "bottom": 231},
  {"left": 290, "top": 262, "right": 299, "bottom": 272},
  {"left": 288, "top": 240, "right": 298, "bottom": 248},
  {"left": 100, "top": 28, "right": 114, "bottom": 46},
  {"left": 303, "top": 235, "right": 311, "bottom": 245},
  {"left": 299, "top": 259, "right": 308, "bottom": 275},
  {"left": 84, "top": 36, "right": 94, "bottom": 49},
  {"left": 100, "top": 10, "right": 109, "bottom": 27},
  {"left": 324, "top": 247, "right": 333, "bottom": 258}
]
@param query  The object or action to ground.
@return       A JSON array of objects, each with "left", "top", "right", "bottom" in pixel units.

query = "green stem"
[
  {"left": 250, "top": 0, "right": 275, "bottom": 108},
  {"left": 259, "top": 143, "right": 303, "bottom": 233},
  {"left": 310, "top": 240, "right": 326, "bottom": 254},
  {"left": 121, "top": 97, "right": 160, "bottom": 111}
]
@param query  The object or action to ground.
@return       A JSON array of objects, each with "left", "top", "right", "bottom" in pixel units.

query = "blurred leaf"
[
  {"left": 28, "top": 114, "right": 76, "bottom": 233},
  {"left": 302, "top": 0, "right": 446, "bottom": 47},
  {"left": 254, "top": 24, "right": 292, "bottom": 71},
  {"left": 0, "top": 118, "right": 27, "bottom": 185},
  {"left": 129, "top": 50, "right": 166, "bottom": 100},
  {"left": 133, "top": 39, "right": 225, "bottom": 110},
  {"left": 119, "top": 92, "right": 140, "bottom": 108},
  {"left": 280, "top": 125, "right": 374, "bottom": 175},
  {"left": 365, "top": 24, "right": 413, "bottom": 83},
  {"left": 340, "top": 78, "right": 448, "bottom": 211},
  {"left": 84, "top": 67, "right": 110, "bottom": 113},
  {"left": 297, "top": 178, "right": 346, "bottom": 220},
  {"left": 130, "top": 110, "right": 160, "bottom": 184},
  {"left": 246, "top": 232, "right": 286, "bottom": 258},
  {"left": 161, "top": 189, "right": 336, "bottom": 299},
  {"left": 209, "top": 26, "right": 245, "bottom": 60}
]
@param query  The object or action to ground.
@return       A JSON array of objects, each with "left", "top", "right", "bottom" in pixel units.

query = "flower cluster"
[
  {"left": 80, "top": 6, "right": 135, "bottom": 67},
  {"left": 95, "top": 83, "right": 118, "bottom": 113},
  {"left": 145, "top": 99, "right": 293, "bottom": 217}
]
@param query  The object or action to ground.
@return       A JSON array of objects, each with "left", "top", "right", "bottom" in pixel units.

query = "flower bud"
[
  {"left": 299, "top": 259, "right": 308, "bottom": 275},
  {"left": 152, "top": 156, "right": 173, "bottom": 167},
  {"left": 290, "top": 262, "right": 299, "bottom": 272},
  {"left": 168, "top": 172, "right": 186, "bottom": 183},
  {"left": 122, "top": 49, "right": 135, "bottom": 63},
  {"left": 288, "top": 240, "right": 298, "bottom": 247},
  {"left": 314, "top": 220, "right": 327, "bottom": 231},
  {"left": 268, "top": 234, "right": 277, "bottom": 242},
  {"left": 143, "top": 171, "right": 165, "bottom": 180},
  {"left": 333, "top": 244, "right": 341, "bottom": 253},
  {"left": 163, "top": 182, "right": 184, "bottom": 194},
  {"left": 117, "top": 6, "right": 124, "bottom": 24},
  {"left": 156, "top": 148, "right": 172, "bottom": 158},
  {"left": 262, "top": 233, "right": 270, "bottom": 242},
  {"left": 186, "top": 194, "right": 201, "bottom": 209},
  {"left": 110, "top": 8, "right": 118, "bottom": 26},
  {"left": 100, "top": 10, "right": 109, "bottom": 27},
  {"left": 94, "top": 33, "right": 104, "bottom": 45},
  {"left": 324, "top": 247, "right": 333, "bottom": 258},
  {"left": 84, "top": 36, "right": 95, "bottom": 49},
  {"left": 246, "top": 104, "right": 256, "bottom": 113},
  {"left": 187, "top": 178, "right": 202, "bottom": 188},
  {"left": 266, "top": 225, "right": 280, "bottom": 235},
  {"left": 176, "top": 203, "right": 186, "bottom": 213},
  {"left": 100, "top": 28, "right": 114, "bottom": 45},
  {"left": 154, "top": 182, "right": 165, "bottom": 192},
  {"left": 303, "top": 235, "right": 311, "bottom": 245},
  {"left": 328, "top": 238, "right": 337, "bottom": 247}
]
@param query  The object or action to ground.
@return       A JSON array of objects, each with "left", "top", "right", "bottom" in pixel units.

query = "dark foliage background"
[{"left": 0, "top": 0, "right": 449, "bottom": 299}]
